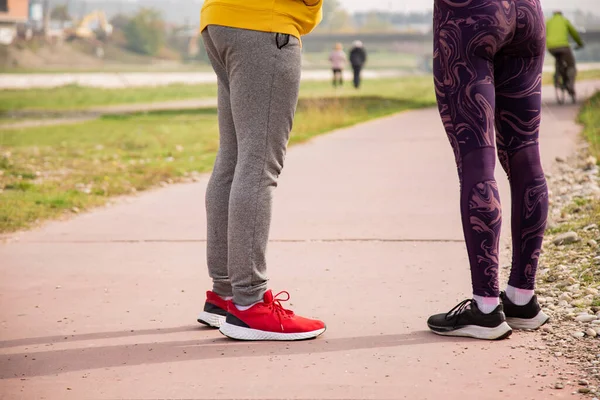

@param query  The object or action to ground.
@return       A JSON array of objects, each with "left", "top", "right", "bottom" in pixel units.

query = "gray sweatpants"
[{"left": 202, "top": 26, "right": 302, "bottom": 306}]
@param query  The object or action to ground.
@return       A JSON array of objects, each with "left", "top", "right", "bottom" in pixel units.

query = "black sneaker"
[
  {"left": 500, "top": 292, "right": 549, "bottom": 330},
  {"left": 427, "top": 299, "right": 512, "bottom": 340}
]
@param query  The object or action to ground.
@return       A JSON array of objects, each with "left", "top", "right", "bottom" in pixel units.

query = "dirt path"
[{"left": 0, "top": 98, "right": 219, "bottom": 130}]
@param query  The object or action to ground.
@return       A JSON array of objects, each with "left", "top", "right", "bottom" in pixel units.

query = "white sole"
[
  {"left": 430, "top": 322, "right": 513, "bottom": 340},
  {"left": 219, "top": 322, "right": 326, "bottom": 341},
  {"left": 197, "top": 312, "right": 226, "bottom": 328},
  {"left": 506, "top": 311, "right": 550, "bottom": 330}
]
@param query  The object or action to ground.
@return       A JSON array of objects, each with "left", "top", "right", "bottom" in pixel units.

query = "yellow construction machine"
[{"left": 66, "top": 10, "right": 113, "bottom": 40}]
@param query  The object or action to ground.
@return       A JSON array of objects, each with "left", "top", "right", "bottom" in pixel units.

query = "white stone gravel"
[{"left": 506, "top": 145, "right": 600, "bottom": 396}]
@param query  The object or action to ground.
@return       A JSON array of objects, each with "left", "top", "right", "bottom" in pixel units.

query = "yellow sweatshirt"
[{"left": 200, "top": 0, "right": 323, "bottom": 39}]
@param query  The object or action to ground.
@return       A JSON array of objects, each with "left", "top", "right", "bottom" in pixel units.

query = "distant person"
[
  {"left": 329, "top": 43, "right": 347, "bottom": 87},
  {"left": 197, "top": 0, "right": 326, "bottom": 341},
  {"left": 349, "top": 40, "right": 367, "bottom": 89},
  {"left": 428, "top": 0, "right": 549, "bottom": 340},
  {"left": 546, "top": 10, "right": 584, "bottom": 101}
]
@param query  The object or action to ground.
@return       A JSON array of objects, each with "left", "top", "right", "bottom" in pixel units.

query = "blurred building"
[
  {"left": 28, "top": 0, "right": 43, "bottom": 32},
  {"left": 0, "top": 0, "right": 29, "bottom": 44}
]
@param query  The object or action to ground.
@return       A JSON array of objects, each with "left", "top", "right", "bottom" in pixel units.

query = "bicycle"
[
  {"left": 553, "top": 45, "right": 583, "bottom": 105},
  {"left": 554, "top": 54, "right": 569, "bottom": 105}
]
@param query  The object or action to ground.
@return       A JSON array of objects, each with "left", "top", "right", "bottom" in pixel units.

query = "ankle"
[
  {"left": 505, "top": 285, "right": 534, "bottom": 306},
  {"left": 235, "top": 300, "right": 262, "bottom": 311},
  {"left": 473, "top": 295, "right": 500, "bottom": 314}
]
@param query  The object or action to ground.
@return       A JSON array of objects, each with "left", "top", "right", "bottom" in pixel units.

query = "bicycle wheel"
[
  {"left": 554, "top": 61, "right": 569, "bottom": 105},
  {"left": 555, "top": 82, "right": 566, "bottom": 105}
]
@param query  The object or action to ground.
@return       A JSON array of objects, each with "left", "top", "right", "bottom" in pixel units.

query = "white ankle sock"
[
  {"left": 235, "top": 300, "right": 261, "bottom": 311},
  {"left": 505, "top": 285, "right": 534, "bottom": 306},
  {"left": 473, "top": 295, "right": 500, "bottom": 314}
]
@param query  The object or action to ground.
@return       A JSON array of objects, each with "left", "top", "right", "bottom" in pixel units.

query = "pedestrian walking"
[
  {"left": 349, "top": 40, "right": 367, "bottom": 89},
  {"left": 329, "top": 42, "right": 347, "bottom": 87}
]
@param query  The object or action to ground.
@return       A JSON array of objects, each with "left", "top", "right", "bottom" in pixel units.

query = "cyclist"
[{"left": 546, "top": 10, "right": 584, "bottom": 100}]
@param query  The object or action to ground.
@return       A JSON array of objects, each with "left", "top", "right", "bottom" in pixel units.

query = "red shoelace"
[{"left": 271, "top": 291, "right": 295, "bottom": 331}]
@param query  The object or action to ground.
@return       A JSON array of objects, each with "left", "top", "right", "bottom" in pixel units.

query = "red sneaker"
[
  {"left": 197, "top": 291, "right": 231, "bottom": 328},
  {"left": 219, "top": 290, "right": 326, "bottom": 341}
]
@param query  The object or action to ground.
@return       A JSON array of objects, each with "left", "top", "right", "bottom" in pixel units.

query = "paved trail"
[
  {"left": 0, "top": 69, "right": 405, "bottom": 89},
  {"left": 1, "top": 82, "right": 599, "bottom": 399},
  {"left": 0, "top": 98, "right": 219, "bottom": 130}
]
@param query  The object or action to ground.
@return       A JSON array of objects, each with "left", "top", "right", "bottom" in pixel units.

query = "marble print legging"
[{"left": 433, "top": 0, "right": 549, "bottom": 297}]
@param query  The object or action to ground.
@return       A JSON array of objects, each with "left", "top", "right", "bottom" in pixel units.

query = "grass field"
[
  {"left": 302, "top": 51, "right": 420, "bottom": 70},
  {"left": 542, "top": 69, "right": 600, "bottom": 86},
  {"left": 575, "top": 91, "right": 600, "bottom": 239},
  {"left": 0, "top": 94, "right": 434, "bottom": 233},
  {"left": 579, "top": 91, "right": 600, "bottom": 161},
  {"left": 0, "top": 83, "right": 219, "bottom": 113},
  {"left": 0, "top": 76, "right": 436, "bottom": 113},
  {"left": 3, "top": 69, "right": 599, "bottom": 114}
]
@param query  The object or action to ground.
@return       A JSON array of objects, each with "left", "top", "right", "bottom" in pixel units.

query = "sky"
[{"left": 338, "top": 0, "right": 600, "bottom": 14}]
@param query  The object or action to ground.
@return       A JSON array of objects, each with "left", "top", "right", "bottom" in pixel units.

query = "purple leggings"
[{"left": 433, "top": 0, "right": 549, "bottom": 297}]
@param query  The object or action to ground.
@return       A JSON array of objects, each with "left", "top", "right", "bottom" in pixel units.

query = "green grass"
[
  {"left": 0, "top": 83, "right": 219, "bottom": 113},
  {"left": 300, "top": 76, "right": 435, "bottom": 104},
  {"left": 0, "top": 95, "right": 431, "bottom": 233},
  {"left": 302, "top": 51, "right": 420, "bottom": 70},
  {"left": 7, "top": 68, "right": 600, "bottom": 114},
  {"left": 542, "top": 69, "right": 600, "bottom": 86},
  {"left": 572, "top": 91, "right": 600, "bottom": 286},
  {"left": 579, "top": 91, "right": 600, "bottom": 160},
  {"left": 1, "top": 76, "right": 435, "bottom": 113}
]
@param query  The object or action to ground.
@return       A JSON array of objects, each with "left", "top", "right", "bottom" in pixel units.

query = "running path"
[
  {"left": 0, "top": 69, "right": 405, "bottom": 89},
  {"left": 1, "top": 62, "right": 599, "bottom": 89},
  {"left": 0, "top": 98, "right": 219, "bottom": 130},
  {"left": 1, "top": 81, "right": 599, "bottom": 399}
]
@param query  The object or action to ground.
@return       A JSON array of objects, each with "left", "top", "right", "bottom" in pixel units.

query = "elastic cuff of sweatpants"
[
  {"left": 233, "top": 283, "right": 268, "bottom": 306},
  {"left": 212, "top": 280, "right": 233, "bottom": 298}
]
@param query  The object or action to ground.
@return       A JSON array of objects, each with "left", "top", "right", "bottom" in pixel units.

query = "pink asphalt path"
[{"left": 1, "top": 82, "right": 599, "bottom": 400}]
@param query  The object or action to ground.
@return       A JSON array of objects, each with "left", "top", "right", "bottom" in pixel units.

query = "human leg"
[
  {"left": 427, "top": 0, "right": 515, "bottom": 340},
  {"left": 495, "top": 0, "right": 549, "bottom": 329},
  {"left": 353, "top": 65, "right": 361, "bottom": 88},
  {"left": 205, "top": 27, "right": 326, "bottom": 341},
  {"left": 218, "top": 29, "right": 300, "bottom": 306},
  {"left": 197, "top": 26, "right": 238, "bottom": 327}
]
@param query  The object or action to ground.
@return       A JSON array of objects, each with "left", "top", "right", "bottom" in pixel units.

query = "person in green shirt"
[{"left": 546, "top": 11, "right": 584, "bottom": 100}]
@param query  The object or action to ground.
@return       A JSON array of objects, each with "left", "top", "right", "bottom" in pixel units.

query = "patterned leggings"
[{"left": 433, "top": 0, "right": 549, "bottom": 297}]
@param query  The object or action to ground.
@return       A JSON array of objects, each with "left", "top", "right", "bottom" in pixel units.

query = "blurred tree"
[
  {"left": 315, "top": 0, "right": 355, "bottom": 32},
  {"left": 51, "top": 4, "right": 71, "bottom": 27},
  {"left": 124, "top": 8, "right": 165, "bottom": 56},
  {"left": 359, "top": 12, "right": 394, "bottom": 32},
  {"left": 321, "top": 0, "right": 339, "bottom": 27},
  {"left": 329, "top": 9, "right": 354, "bottom": 32},
  {"left": 109, "top": 14, "right": 131, "bottom": 31}
]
